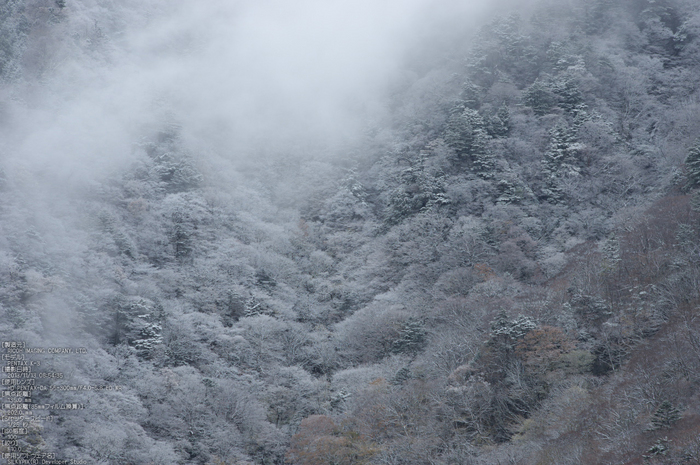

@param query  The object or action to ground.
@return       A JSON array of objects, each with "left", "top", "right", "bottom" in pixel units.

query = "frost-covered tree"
[
  {"left": 523, "top": 79, "right": 557, "bottom": 116},
  {"left": 490, "top": 312, "right": 538, "bottom": 345},
  {"left": 141, "top": 129, "right": 203, "bottom": 194},
  {"left": 0, "top": 0, "right": 29, "bottom": 80},
  {"left": 386, "top": 162, "right": 449, "bottom": 224},
  {"left": 685, "top": 140, "right": 700, "bottom": 188},
  {"left": 445, "top": 107, "right": 489, "bottom": 159},
  {"left": 391, "top": 318, "right": 426, "bottom": 355},
  {"left": 444, "top": 106, "right": 496, "bottom": 177},
  {"left": 487, "top": 103, "right": 511, "bottom": 137},
  {"left": 540, "top": 123, "right": 584, "bottom": 202},
  {"left": 650, "top": 400, "right": 682, "bottom": 430}
]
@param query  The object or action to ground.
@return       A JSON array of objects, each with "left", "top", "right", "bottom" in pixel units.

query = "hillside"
[{"left": 2, "top": 0, "right": 700, "bottom": 464}]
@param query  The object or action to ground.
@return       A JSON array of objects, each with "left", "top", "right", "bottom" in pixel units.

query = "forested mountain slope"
[{"left": 2, "top": 0, "right": 700, "bottom": 464}]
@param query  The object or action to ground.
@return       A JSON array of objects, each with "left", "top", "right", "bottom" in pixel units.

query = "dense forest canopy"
[{"left": 2, "top": 0, "right": 700, "bottom": 463}]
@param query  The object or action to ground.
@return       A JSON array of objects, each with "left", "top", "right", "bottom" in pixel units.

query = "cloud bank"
[{"left": 2, "top": 0, "right": 496, "bottom": 194}]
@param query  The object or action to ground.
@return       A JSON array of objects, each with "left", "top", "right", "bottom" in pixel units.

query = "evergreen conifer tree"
[
  {"left": 445, "top": 107, "right": 495, "bottom": 177},
  {"left": 524, "top": 79, "right": 557, "bottom": 116},
  {"left": 554, "top": 77, "right": 584, "bottom": 113},
  {"left": 540, "top": 123, "right": 583, "bottom": 202},
  {"left": 392, "top": 318, "right": 426, "bottom": 355},
  {"left": 445, "top": 108, "right": 488, "bottom": 158},
  {"left": 650, "top": 400, "right": 681, "bottom": 430},
  {"left": 488, "top": 103, "right": 510, "bottom": 137}
]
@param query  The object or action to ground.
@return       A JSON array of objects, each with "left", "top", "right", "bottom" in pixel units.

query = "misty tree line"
[{"left": 3, "top": 0, "right": 700, "bottom": 463}]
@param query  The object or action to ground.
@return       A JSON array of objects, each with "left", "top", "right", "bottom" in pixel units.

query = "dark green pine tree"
[
  {"left": 496, "top": 103, "right": 510, "bottom": 133},
  {"left": 392, "top": 318, "right": 426, "bottom": 355},
  {"left": 445, "top": 107, "right": 494, "bottom": 177},
  {"left": 650, "top": 400, "right": 681, "bottom": 430},
  {"left": 496, "top": 178, "right": 525, "bottom": 204},
  {"left": 644, "top": 437, "right": 670, "bottom": 458},
  {"left": 488, "top": 103, "right": 510, "bottom": 138},
  {"left": 543, "top": 124, "right": 580, "bottom": 170},
  {"left": 472, "top": 144, "right": 496, "bottom": 179},
  {"left": 459, "top": 80, "right": 482, "bottom": 110},
  {"left": 554, "top": 77, "right": 584, "bottom": 113},
  {"left": 523, "top": 79, "right": 557, "bottom": 116},
  {"left": 391, "top": 367, "right": 412, "bottom": 385},
  {"left": 541, "top": 124, "right": 581, "bottom": 202},
  {"left": 445, "top": 107, "right": 487, "bottom": 158}
]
